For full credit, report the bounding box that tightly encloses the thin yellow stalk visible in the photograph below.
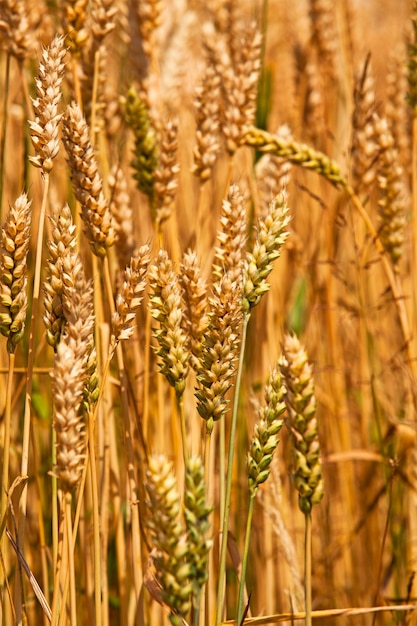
[216,313,249,625]
[411,115,417,354]
[203,426,212,626]
[109,408,128,626]
[51,503,66,626]
[177,393,189,466]
[0,53,10,221]
[0,352,15,614]
[102,255,143,605]
[16,173,50,621]
[237,492,255,624]
[30,423,51,625]
[345,184,416,378]
[65,493,77,626]
[304,513,312,626]
[88,410,102,626]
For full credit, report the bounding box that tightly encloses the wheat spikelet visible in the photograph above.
[184,456,212,602]
[309,0,337,81]
[52,333,87,491]
[43,204,79,349]
[153,118,180,227]
[247,363,286,495]
[195,272,242,433]
[351,57,380,191]
[386,46,410,168]
[255,125,293,213]
[124,86,158,205]
[61,0,89,53]
[149,249,190,397]
[52,264,95,487]
[111,244,151,347]
[244,126,345,186]
[280,334,324,514]
[243,192,290,314]
[62,102,115,257]
[191,63,221,181]
[137,0,162,57]
[0,0,36,60]
[0,193,31,353]
[179,250,208,373]
[212,183,247,285]
[374,117,406,267]
[303,62,326,145]
[29,34,66,174]
[91,0,117,43]
[408,1,417,112]
[108,165,137,269]
[145,455,193,626]
[221,21,262,154]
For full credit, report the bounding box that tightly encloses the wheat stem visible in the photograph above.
[18,172,49,603]
[216,312,249,625]
[88,410,102,626]
[0,53,10,221]
[237,491,255,625]
[304,512,312,626]
[0,351,15,612]
[65,493,77,626]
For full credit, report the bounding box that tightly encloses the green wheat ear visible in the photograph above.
[280,333,324,514]
[123,86,158,204]
[247,362,286,495]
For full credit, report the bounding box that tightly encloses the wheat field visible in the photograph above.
[0,1,416,625]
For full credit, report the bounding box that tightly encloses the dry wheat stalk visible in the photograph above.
[149,249,190,397]
[29,34,66,174]
[179,250,208,373]
[280,334,324,514]
[111,244,151,347]
[62,102,115,257]
[0,192,31,353]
